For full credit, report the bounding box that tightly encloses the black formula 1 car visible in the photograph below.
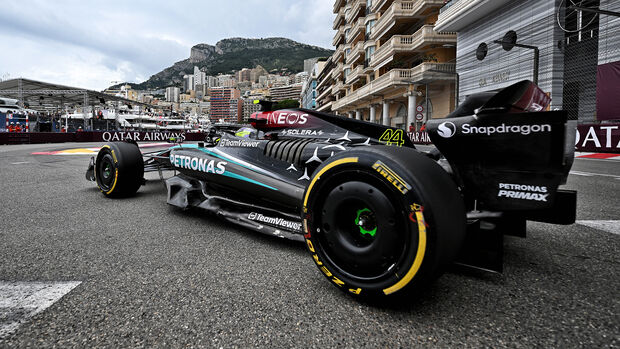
[86,80,577,299]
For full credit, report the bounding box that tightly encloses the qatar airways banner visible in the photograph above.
[575,124,620,153]
[407,131,431,145]
[73,131,206,142]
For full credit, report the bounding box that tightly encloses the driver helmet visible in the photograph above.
[235,127,256,138]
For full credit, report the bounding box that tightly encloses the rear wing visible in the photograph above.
[426,81,575,216]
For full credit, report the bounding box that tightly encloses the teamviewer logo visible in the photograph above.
[437,122,456,138]
[248,212,257,220]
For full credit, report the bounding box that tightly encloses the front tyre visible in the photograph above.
[95,142,144,198]
[302,146,465,299]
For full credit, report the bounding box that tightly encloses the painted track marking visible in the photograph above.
[32,143,171,156]
[570,170,620,180]
[0,281,81,338]
[576,220,620,236]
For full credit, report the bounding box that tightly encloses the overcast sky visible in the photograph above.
[0,0,335,90]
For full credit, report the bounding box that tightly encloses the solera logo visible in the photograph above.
[437,122,456,138]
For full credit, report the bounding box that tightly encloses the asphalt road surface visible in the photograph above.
[0,142,618,348]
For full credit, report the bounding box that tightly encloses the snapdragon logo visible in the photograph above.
[462,123,552,136]
[437,122,457,138]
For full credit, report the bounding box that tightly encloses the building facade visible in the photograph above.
[319,0,458,129]
[217,74,237,88]
[436,0,620,122]
[183,74,194,92]
[165,87,180,103]
[316,57,336,112]
[193,66,206,91]
[301,60,327,109]
[242,98,262,122]
[237,68,252,82]
[269,83,304,102]
[209,87,242,123]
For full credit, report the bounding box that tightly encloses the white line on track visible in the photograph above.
[0,281,81,338]
[570,170,620,180]
[10,162,29,165]
[576,220,620,236]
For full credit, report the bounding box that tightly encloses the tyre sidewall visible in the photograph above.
[95,142,143,197]
[303,146,464,298]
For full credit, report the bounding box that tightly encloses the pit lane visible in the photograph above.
[0,142,618,347]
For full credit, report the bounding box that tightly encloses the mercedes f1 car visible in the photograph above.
[86,80,577,299]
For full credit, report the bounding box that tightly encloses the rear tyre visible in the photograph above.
[95,142,144,198]
[302,146,466,299]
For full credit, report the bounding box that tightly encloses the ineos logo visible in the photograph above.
[437,122,456,138]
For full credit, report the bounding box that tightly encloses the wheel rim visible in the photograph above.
[97,154,115,191]
[316,179,411,281]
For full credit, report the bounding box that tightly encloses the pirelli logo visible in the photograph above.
[372,160,411,194]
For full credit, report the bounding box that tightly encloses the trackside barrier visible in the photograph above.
[1,113,30,133]
[1,126,619,153]
[575,123,620,153]
[407,131,432,145]
[0,131,207,145]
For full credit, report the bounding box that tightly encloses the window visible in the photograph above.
[365,46,375,67]
[345,29,351,42]
[365,20,375,36]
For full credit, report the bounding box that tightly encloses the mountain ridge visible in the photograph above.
[116,37,333,90]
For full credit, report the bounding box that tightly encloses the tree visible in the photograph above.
[274,99,300,110]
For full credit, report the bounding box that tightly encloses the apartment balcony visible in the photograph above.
[317,100,333,112]
[346,0,366,23]
[333,7,345,30]
[435,0,512,32]
[345,65,364,85]
[348,17,366,44]
[363,58,373,73]
[333,0,345,13]
[347,41,364,65]
[316,70,333,92]
[331,80,345,95]
[371,0,446,41]
[331,62,344,80]
[333,26,345,47]
[332,62,456,110]
[370,25,456,69]
[333,44,344,63]
[370,0,391,14]
[317,85,332,102]
[364,12,378,24]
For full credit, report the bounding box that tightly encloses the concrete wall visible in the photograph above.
[455,0,564,110]
[598,0,620,65]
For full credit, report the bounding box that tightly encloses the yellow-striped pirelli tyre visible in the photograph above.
[95,142,144,198]
[302,146,466,299]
